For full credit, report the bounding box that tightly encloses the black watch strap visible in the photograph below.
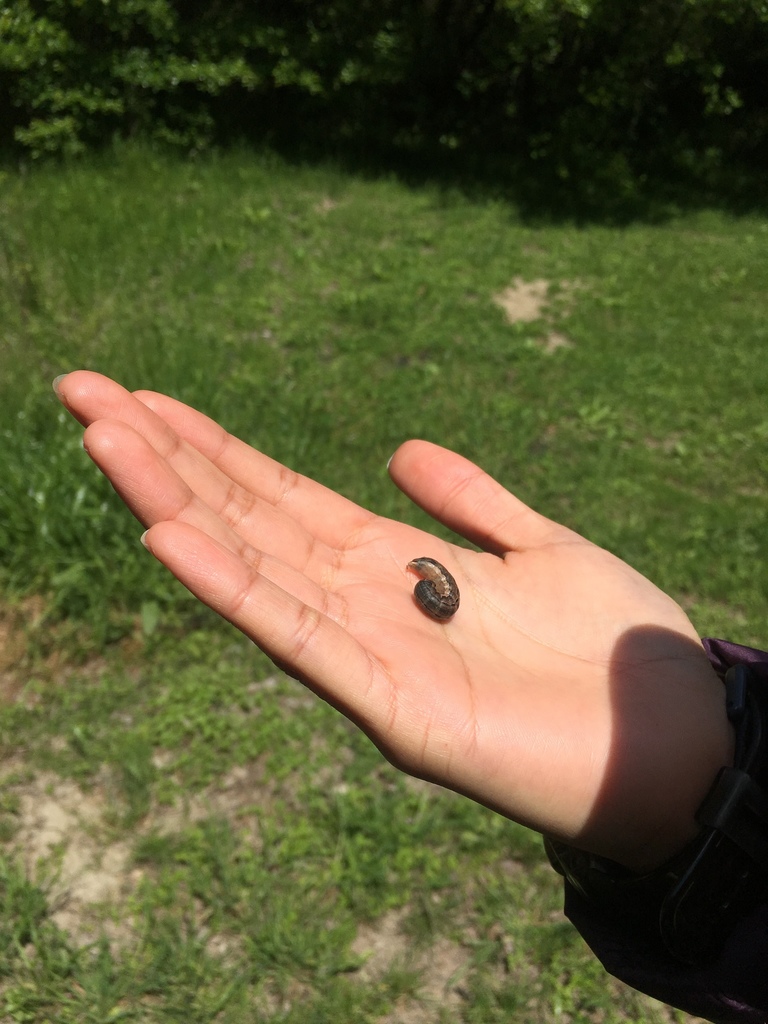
[546,663,768,965]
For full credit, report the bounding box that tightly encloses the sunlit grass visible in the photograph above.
[0,143,766,1020]
[2,145,766,642]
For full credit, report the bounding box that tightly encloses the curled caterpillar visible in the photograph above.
[407,557,460,621]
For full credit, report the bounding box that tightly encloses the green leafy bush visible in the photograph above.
[1,0,261,153]
[1,2,766,192]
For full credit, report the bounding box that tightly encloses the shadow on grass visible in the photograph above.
[3,86,766,226]
[212,92,768,227]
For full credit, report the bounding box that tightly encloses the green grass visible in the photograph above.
[2,142,768,640]
[0,633,686,1023]
[0,142,767,1020]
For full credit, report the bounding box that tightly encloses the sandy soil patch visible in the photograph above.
[492,277,583,352]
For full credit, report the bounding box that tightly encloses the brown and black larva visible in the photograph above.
[407,558,460,621]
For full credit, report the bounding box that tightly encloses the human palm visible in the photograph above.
[57,371,731,872]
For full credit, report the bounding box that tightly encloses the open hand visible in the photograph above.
[56,371,732,872]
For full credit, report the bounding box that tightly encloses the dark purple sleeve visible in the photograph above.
[560,639,768,1024]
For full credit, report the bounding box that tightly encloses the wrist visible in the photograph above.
[548,651,768,964]
[596,653,735,874]
[619,698,735,874]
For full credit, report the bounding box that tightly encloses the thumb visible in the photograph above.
[388,440,569,555]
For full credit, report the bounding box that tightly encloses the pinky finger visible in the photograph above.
[141,521,383,722]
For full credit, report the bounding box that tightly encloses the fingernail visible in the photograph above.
[52,373,67,396]
[386,452,395,471]
[140,530,150,550]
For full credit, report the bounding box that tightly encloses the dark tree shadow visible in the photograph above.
[213,90,768,227]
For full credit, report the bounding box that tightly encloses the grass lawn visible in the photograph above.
[0,143,766,1021]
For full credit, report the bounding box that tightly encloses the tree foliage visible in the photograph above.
[1,0,767,181]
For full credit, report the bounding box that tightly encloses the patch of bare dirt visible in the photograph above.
[540,330,573,353]
[13,773,133,943]
[7,754,281,948]
[493,277,550,323]
[351,908,411,984]
[492,277,583,353]
[352,908,470,1023]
